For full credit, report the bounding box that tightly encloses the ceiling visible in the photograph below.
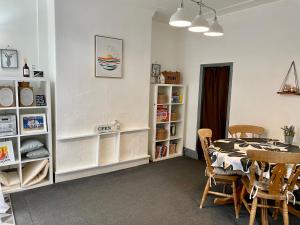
[122,0,280,22]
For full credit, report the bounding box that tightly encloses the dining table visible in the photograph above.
[208,137,300,217]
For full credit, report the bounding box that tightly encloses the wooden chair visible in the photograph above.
[198,129,240,219]
[228,125,265,138]
[240,150,300,225]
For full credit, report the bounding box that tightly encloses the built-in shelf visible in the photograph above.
[55,155,149,175]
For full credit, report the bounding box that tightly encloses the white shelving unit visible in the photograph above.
[0,77,53,194]
[149,84,186,162]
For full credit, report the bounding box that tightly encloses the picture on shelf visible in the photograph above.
[0,49,18,69]
[35,95,47,106]
[20,114,47,134]
[95,35,123,78]
[0,141,15,166]
[151,64,161,77]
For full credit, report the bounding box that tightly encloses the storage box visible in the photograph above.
[171,112,179,121]
[0,115,17,136]
[156,128,168,140]
[157,94,168,104]
[162,71,181,84]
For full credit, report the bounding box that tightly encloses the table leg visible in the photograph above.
[214,183,242,206]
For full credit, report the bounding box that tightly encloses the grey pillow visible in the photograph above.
[20,139,44,154]
[26,147,49,159]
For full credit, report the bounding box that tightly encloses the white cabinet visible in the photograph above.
[149,84,186,161]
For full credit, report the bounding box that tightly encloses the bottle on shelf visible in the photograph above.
[23,58,30,77]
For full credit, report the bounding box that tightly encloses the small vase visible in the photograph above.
[284,135,294,145]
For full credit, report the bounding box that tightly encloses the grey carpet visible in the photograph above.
[11,157,300,225]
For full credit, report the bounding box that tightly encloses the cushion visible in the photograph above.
[0,171,20,186]
[25,162,49,187]
[20,139,44,154]
[26,147,49,159]
[22,159,48,185]
[214,167,244,176]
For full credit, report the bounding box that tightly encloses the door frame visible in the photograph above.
[196,62,233,149]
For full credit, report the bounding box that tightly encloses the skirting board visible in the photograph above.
[183,147,198,160]
[55,157,149,183]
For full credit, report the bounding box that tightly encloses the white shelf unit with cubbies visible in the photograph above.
[149,84,186,162]
[0,77,52,194]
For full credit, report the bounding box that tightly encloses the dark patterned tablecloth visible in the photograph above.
[209,138,300,174]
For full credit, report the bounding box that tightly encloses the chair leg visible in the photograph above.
[239,185,246,214]
[223,184,226,193]
[249,197,258,225]
[272,200,280,220]
[282,200,289,225]
[200,178,210,209]
[232,181,239,219]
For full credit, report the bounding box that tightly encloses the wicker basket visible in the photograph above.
[169,143,177,155]
[162,71,181,84]
[157,94,168,104]
[156,128,168,140]
[171,112,179,121]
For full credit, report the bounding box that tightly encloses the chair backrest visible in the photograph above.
[198,129,213,167]
[228,125,265,138]
[247,150,300,196]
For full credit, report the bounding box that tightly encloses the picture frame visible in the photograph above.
[0,141,15,166]
[35,95,47,106]
[20,114,47,134]
[1,49,18,69]
[151,64,161,77]
[95,35,123,78]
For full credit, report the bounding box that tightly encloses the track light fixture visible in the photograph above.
[169,0,224,37]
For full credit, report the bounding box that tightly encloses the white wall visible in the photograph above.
[0,0,49,77]
[175,0,300,151]
[54,0,154,172]
[151,21,179,72]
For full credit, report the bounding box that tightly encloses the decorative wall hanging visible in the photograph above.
[278,61,300,95]
[0,49,18,69]
[95,35,123,78]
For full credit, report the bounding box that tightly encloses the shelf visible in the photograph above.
[2,184,21,194]
[0,134,18,139]
[154,84,184,87]
[170,120,182,123]
[0,77,48,82]
[277,92,300,95]
[19,132,48,137]
[55,155,149,175]
[22,179,51,189]
[171,103,184,105]
[0,107,17,111]
[19,106,48,109]
[153,153,182,162]
[155,139,169,142]
[156,121,170,124]
[21,156,50,164]
[0,160,20,167]
[170,136,183,140]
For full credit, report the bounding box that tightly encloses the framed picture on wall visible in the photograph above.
[151,64,161,77]
[20,114,47,134]
[1,49,18,69]
[95,35,123,78]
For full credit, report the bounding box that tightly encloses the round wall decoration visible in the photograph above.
[0,87,14,107]
[20,87,34,107]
